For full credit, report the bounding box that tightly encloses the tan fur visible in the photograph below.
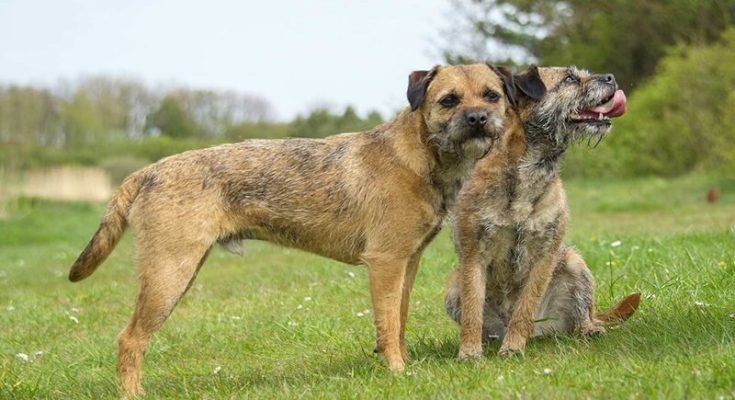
[447,66,639,359]
[68,63,514,398]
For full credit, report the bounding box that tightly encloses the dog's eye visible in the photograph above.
[564,74,579,84]
[439,94,459,108]
[484,90,500,102]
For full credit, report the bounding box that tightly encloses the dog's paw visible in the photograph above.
[458,345,483,361]
[580,323,606,337]
[498,345,524,358]
[386,359,406,373]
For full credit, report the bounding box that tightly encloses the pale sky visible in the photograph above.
[0,0,452,120]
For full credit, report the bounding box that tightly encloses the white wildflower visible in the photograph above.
[610,240,622,248]
[356,312,365,317]
[15,353,29,362]
[296,304,303,310]
[304,297,312,302]
[213,366,222,375]
[347,271,356,279]
[542,368,553,375]
[694,301,710,308]
[69,315,79,324]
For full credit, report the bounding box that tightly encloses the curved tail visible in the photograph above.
[595,292,641,326]
[68,170,149,282]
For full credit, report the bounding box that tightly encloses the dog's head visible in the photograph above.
[512,66,627,146]
[406,63,514,160]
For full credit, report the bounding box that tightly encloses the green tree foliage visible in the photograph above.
[444,0,735,91]
[563,28,735,178]
[289,106,384,138]
[145,95,200,138]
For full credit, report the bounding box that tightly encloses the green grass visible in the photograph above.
[1,174,734,399]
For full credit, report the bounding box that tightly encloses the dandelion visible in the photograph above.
[15,353,29,362]
[610,240,622,248]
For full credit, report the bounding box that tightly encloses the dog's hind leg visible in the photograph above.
[531,247,603,338]
[117,232,213,398]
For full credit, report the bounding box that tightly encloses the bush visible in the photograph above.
[563,28,735,178]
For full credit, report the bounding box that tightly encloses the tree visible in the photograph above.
[442,0,735,91]
[145,95,200,138]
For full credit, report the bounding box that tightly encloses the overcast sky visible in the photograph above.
[0,0,452,120]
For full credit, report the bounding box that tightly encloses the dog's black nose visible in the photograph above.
[598,74,616,86]
[465,110,488,127]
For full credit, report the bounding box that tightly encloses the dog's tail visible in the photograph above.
[68,169,149,282]
[595,292,641,326]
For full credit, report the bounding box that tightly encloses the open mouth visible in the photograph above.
[568,90,627,125]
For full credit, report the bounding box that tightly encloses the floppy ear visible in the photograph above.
[489,64,517,107]
[407,66,439,111]
[514,65,546,101]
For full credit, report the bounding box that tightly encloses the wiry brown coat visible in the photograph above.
[68,63,515,397]
[445,66,640,359]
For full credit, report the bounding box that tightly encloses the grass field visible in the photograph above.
[1,173,734,399]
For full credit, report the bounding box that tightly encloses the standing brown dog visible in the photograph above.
[445,66,639,360]
[68,64,515,397]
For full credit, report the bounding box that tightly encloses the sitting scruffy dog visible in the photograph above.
[68,64,517,397]
[444,66,640,359]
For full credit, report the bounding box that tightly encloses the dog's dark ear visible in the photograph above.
[514,65,546,101]
[489,64,517,107]
[407,66,439,111]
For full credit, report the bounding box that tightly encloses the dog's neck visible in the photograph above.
[494,111,565,206]
[505,105,569,176]
[385,109,484,213]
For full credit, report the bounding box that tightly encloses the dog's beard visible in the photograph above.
[432,117,500,161]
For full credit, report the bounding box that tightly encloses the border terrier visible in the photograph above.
[68,64,515,397]
[444,66,640,359]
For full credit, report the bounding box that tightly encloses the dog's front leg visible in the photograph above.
[458,256,487,360]
[499,249,561,357]
[367,258,408,372]
[399,255,421,362]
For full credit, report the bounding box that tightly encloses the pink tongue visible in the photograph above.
[588,89,627,118]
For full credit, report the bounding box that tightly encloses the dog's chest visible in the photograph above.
[478,169,563,293]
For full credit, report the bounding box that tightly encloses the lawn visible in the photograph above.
[1,173,734,399]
